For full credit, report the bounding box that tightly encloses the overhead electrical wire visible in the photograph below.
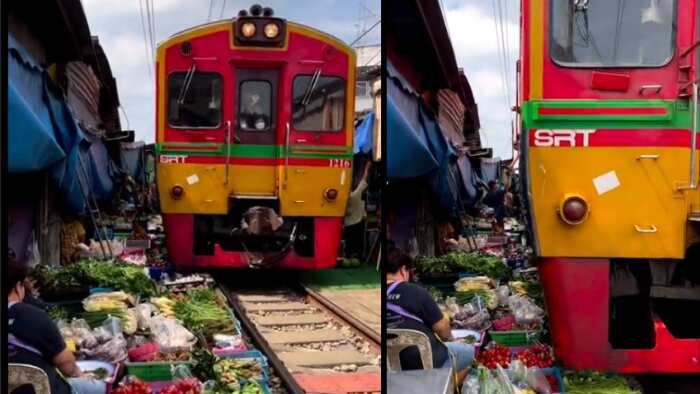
[149,0,157,63]
[350,19,381,47]
[138,0,152,78]
[207,0,214,22]
[219,0,228,20]
[491,0,510,111]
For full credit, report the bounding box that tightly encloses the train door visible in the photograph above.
[230,68,279,197]
[280,68,351,216]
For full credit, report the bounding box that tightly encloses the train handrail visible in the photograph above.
[284,122,290,188]
[225,120,231,185]
[690,83,698,189]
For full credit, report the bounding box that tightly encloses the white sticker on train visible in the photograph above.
[593,171,620,195]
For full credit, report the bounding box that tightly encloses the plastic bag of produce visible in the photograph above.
[123,308,138,335]
[149,315,197,352]
[461,309,491,331]
[79,332,128,363]
[70,319,98,349]
[508,295,544,325]
[462,375,480,394]
[496,285,510,306]
[171,364,195,380]
[134,303,157,330]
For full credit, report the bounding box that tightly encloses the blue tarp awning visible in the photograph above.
[387,62,444,178]
[354,113,374,154]
[8,34,118,214]
[8,35,68,173]
[387,61,466,216]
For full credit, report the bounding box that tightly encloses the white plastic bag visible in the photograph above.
[148,315,197,352]
[134,303,157,331]
[508,295,544,325]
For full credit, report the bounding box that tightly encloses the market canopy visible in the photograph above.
[8,34,119,213]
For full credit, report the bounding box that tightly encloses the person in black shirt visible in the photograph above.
[8,260,104,394]
[483,181,507,234]
[386,251,475,384]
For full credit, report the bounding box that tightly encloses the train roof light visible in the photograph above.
[264,22,279,39]
[263,7,274,17]
[241,22,256,38]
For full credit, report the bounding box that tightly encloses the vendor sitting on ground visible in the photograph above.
[386,251,475,383]
[8,260,103,394]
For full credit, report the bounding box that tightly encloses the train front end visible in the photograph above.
[156,6,355,269]
[520,0,700,373]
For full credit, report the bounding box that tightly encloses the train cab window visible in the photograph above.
[238,80,272,131]
[292,75,345,131]
[168,72,222,128]
[550,0,676,68]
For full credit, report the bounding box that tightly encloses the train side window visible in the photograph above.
[238,80,272,131]
[550,0,677,68]
[292,75,345,131]
[168,72,222,128]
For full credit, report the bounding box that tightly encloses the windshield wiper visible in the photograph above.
[177,63,197,105]
[301,68,322,106]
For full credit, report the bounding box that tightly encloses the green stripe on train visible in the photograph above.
[155,143,353,159]
[522,99,695,129]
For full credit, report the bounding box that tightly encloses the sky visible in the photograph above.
[83,0,381,143]
[444,0,519,160]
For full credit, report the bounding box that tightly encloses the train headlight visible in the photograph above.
[264,22,279,38]
[324,188,338,201]
[558,194,589,225]
[171,185,185,200]
[241,22,256,38]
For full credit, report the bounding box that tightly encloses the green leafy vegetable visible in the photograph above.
[416,252,511,281]
[564,370,640,394]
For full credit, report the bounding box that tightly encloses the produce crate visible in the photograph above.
[220,350,270,384]
[123,361,193,382]
[540,367,565,393]
[489,330,541,347]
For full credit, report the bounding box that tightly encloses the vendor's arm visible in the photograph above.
[53,348,81,378]
[432,318,454,342]
[14,304,82,377]
[414,285,454,342]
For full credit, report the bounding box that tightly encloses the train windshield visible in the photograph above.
[168,72,222,128]
[550,0,676,68]
[238,80,272,131]
[292,75,345,131]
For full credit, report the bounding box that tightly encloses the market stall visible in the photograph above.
[31,253,273,394]
[412,249,643,394]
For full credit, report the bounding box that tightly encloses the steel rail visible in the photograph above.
[220,283,305,394]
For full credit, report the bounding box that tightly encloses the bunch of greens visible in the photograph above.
[174,289,236,338]
[416,252,511,281]
[31,259,156,297]
[78,259,156,296]
[191,347,218,382]
[454,289,493,305]
[564,371,640,394]
[47,306,71,321]
[31,264,90,299]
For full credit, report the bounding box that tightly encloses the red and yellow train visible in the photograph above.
[156,5,355,269]
[519,0,700,373]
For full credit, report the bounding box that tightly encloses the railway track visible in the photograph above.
[222,283,381,394]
